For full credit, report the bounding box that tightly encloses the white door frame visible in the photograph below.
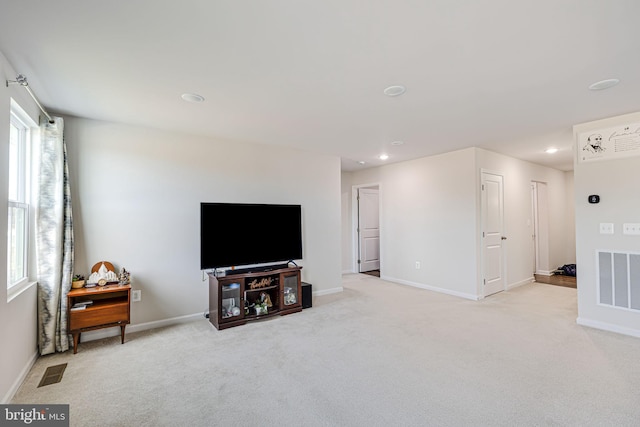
[531,182,540,275]
[351,183,381,274]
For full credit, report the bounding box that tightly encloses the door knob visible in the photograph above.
[501,236,507,240]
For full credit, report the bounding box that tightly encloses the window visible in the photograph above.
[7,100,35,292]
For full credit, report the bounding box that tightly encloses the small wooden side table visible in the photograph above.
[67,284,131,354]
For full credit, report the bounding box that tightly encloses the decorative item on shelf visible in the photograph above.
[71,274,86,289]
[248,277,274,289]
[87,261,119,286]
[118,267,131,285]
[284,287,297,305]
[254,301,268,315]
[222,297,241,317]
[260,292,273,308]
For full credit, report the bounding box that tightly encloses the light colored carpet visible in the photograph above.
[11,274,640,426]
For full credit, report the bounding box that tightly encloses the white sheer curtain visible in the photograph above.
[36,117,74,355]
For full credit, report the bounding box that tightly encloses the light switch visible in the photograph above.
[600,223,614,234]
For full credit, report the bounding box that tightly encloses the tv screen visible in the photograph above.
[200,203,303,270]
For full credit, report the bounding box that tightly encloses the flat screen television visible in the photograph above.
[200,202,303,270]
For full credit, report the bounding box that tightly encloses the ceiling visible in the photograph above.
[1,1,639,172]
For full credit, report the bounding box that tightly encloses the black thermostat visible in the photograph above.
[588,195,600,204]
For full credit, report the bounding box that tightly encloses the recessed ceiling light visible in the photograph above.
[379,154,389,160]
[545,147,558,154]
[181,93,205,103]
[357,161,366,165]
[588,79,620,91]
[391,140,404,146]
[383,85,406,97]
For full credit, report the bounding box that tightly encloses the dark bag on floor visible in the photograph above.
[560,264,576,277]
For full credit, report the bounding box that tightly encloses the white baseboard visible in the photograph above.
[79,285,348,343]
[2,350,38,404]
[535,270,554,276]
[128,312,204,333]
[507,277,535,290]
[77,288,349,342]
[314,287,343,296]
[576,317,640,338]
[79,287,346,343]
[78,312,205,343]
[380,275,480,301]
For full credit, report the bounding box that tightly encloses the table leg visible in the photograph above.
[72,332,80,354]
[120,325,126,344]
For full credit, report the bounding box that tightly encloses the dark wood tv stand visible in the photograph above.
[208,266,302,330]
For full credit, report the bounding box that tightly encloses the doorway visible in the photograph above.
[353,185,380,274]
[531,181,551,276]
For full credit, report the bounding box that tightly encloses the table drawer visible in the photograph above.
[70,301,129,330]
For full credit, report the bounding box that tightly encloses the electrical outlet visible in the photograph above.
[132,290,141,302]
[415,261,421,269]
[623,223,640,235]
[599,223,614,234]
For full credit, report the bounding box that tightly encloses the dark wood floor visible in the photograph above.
[361,270,380,277]
[534,274,577,288]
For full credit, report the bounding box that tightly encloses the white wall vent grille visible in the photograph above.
[598,251,640,311]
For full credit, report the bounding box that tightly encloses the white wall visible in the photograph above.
[63,117,342,326]
[0,51,39,403]
[344,147,574,300]
[476,148,573,288]
[574,111,640,337]
[341,171,353,273]
[565,171,576,263]
[350,148,479,299]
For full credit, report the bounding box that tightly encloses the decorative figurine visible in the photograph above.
[284,287,296,305]
[87,263,118,285]
[118,267,131,285]
[260,292,273,308]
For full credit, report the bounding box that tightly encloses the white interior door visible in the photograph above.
[358,188,380,272]
[532,182,550,275]
[482,172,506,297]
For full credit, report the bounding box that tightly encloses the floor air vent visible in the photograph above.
[598,251,640,311]
[38,363,67,387]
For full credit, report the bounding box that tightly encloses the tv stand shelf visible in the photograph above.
[208,266,302,330]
